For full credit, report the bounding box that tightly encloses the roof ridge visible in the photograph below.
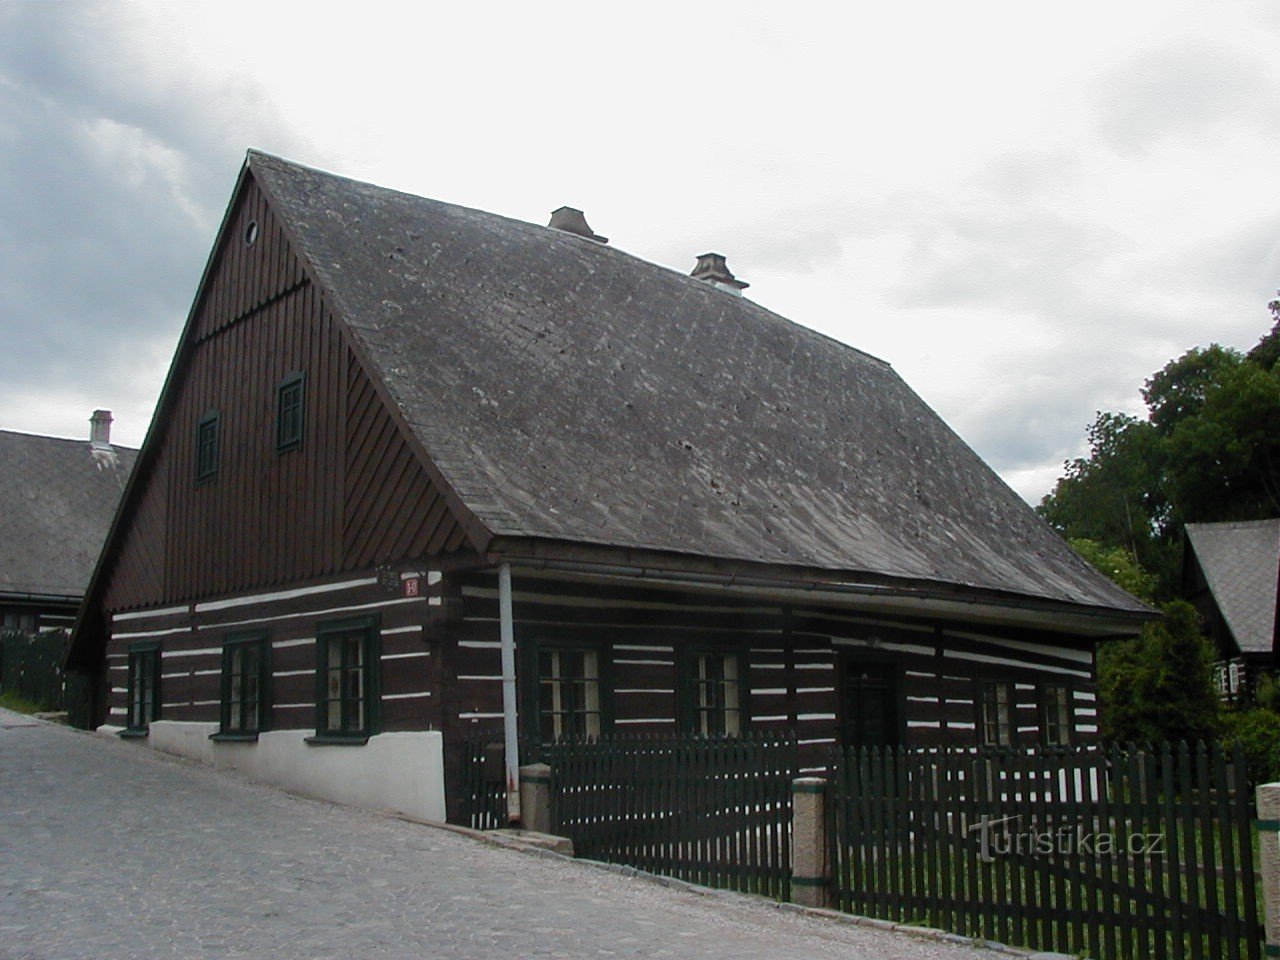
[0,427,139,451]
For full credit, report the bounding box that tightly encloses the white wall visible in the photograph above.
[99,722,447,822]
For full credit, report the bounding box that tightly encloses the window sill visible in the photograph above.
[305,734,370,746]
[210,732,260,743]
[118,728,149,739]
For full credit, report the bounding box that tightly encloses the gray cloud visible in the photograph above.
[1094,42,1278,153]
[0,3,312,440]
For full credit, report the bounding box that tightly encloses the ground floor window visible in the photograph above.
[1039,682,1072,746]
[314,617,380,740]
[218,633,270,736]
[682,650,742,736]
[978,679,1014,747]
[126,641,160,732]
[539,647,601,741]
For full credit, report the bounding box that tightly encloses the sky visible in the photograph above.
[2,1,1279,505]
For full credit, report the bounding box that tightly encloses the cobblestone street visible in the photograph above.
[0,710,999,960]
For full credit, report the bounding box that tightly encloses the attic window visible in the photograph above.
[196,411,220,484]
[276,373,305,451]
[244,220,259,247]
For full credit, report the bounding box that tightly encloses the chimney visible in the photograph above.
[690,253,748,295]
[89,409,113,448]
[548,206,608,244]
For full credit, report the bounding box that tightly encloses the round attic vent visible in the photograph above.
[244,220,259,246]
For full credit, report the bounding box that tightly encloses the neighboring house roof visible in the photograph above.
[0,430,137,600]
[1185,519,1280,655]
[246,152,1146,616]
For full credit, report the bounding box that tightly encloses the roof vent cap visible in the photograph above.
[548,206,608,244]
[691,253,748,295]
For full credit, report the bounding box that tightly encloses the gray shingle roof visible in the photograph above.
[0,430,137,599]
[1186,519,1280,654]
[250,152,1148,616]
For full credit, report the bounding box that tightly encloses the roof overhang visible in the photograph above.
[486,537,1157,640]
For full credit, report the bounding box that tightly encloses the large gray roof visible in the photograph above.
[0,430,137,599]
[1186,519,1280,654]
[250,152,1147,616]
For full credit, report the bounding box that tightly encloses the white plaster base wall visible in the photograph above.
[98,721,447,822]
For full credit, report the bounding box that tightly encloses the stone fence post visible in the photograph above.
[1257,783,1280,952]
[519,763,553,835]
[791,777,831,908]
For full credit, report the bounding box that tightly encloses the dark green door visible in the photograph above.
[839,659,899,748]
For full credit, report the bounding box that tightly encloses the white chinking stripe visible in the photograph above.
[114,604,190,622]
[615,718,674,725]
[833,638,935,657]
[113,626,196,640]
[941,648,1089,677]
[383,692,431,700]
[616,688,674,695]
[382,651,431,661]
[202,596,424,632]
[460,583,781,618]
[943,631,1094,665]
[194,577,379,613]
[161,647,221,659]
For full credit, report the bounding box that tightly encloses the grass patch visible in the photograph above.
[0,689,47,714]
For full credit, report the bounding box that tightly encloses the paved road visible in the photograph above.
[0,710,1001,960]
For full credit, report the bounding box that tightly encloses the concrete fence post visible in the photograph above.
[1257,782,1280,952]
[791,776,830,908]
[519,763,553,835]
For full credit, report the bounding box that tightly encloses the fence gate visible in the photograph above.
[828,742,1264,960]
[546,733,797,900]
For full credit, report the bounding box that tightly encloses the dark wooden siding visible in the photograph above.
[440,569,1100,812]
[103,574,443,733]
[195,177,306,342]
[101,172,468,612]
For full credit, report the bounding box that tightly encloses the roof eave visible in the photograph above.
[485,536,1156,639]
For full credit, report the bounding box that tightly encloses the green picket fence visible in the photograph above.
[546,733,797,899]
[828,742,1264,960]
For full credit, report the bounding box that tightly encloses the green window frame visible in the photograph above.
[214,633,271,739]
[195,411,220,484]
[276,373,305,451]
[538,646,604,742]
[679,648,745,736]
[977,679,1014,747]
[125,641,160,734]
[1038,682,1072,747]
[311,617,380,743]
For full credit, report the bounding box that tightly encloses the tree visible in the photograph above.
[1039,303,1280,597]
[1097,601,1219,745]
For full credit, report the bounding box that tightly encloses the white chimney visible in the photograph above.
[690,253,749,296]
[89,409,113,448]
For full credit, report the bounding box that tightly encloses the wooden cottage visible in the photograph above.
[68,152,1151,823]
[1,414,135,634]
[1183,519,1280,700]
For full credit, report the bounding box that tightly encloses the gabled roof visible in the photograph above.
[0,429,137,600]
[247,152,1147,618]
[1185,519,1280,654]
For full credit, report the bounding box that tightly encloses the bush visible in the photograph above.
[1218,707,1280,784]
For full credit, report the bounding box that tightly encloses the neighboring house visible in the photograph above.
[1183,519,1280,700]
[1,413,136,633]
[68,152,1152,824]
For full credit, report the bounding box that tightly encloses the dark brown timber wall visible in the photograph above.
[103,574,444,733]
[439,568,1099,820]
[101,174,466,612]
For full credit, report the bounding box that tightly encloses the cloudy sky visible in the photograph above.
[2,1,1279,504]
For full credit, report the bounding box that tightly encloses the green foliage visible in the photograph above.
[1039,304,1280,597]
[1218,707,1280,785]
[1098,601,1219,745]
[1254,672,1280,713]
[0,689,45,714]
[1067,538,1157,602]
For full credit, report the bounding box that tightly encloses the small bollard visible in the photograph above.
[791,776,831,908]
[519,763,553,835]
